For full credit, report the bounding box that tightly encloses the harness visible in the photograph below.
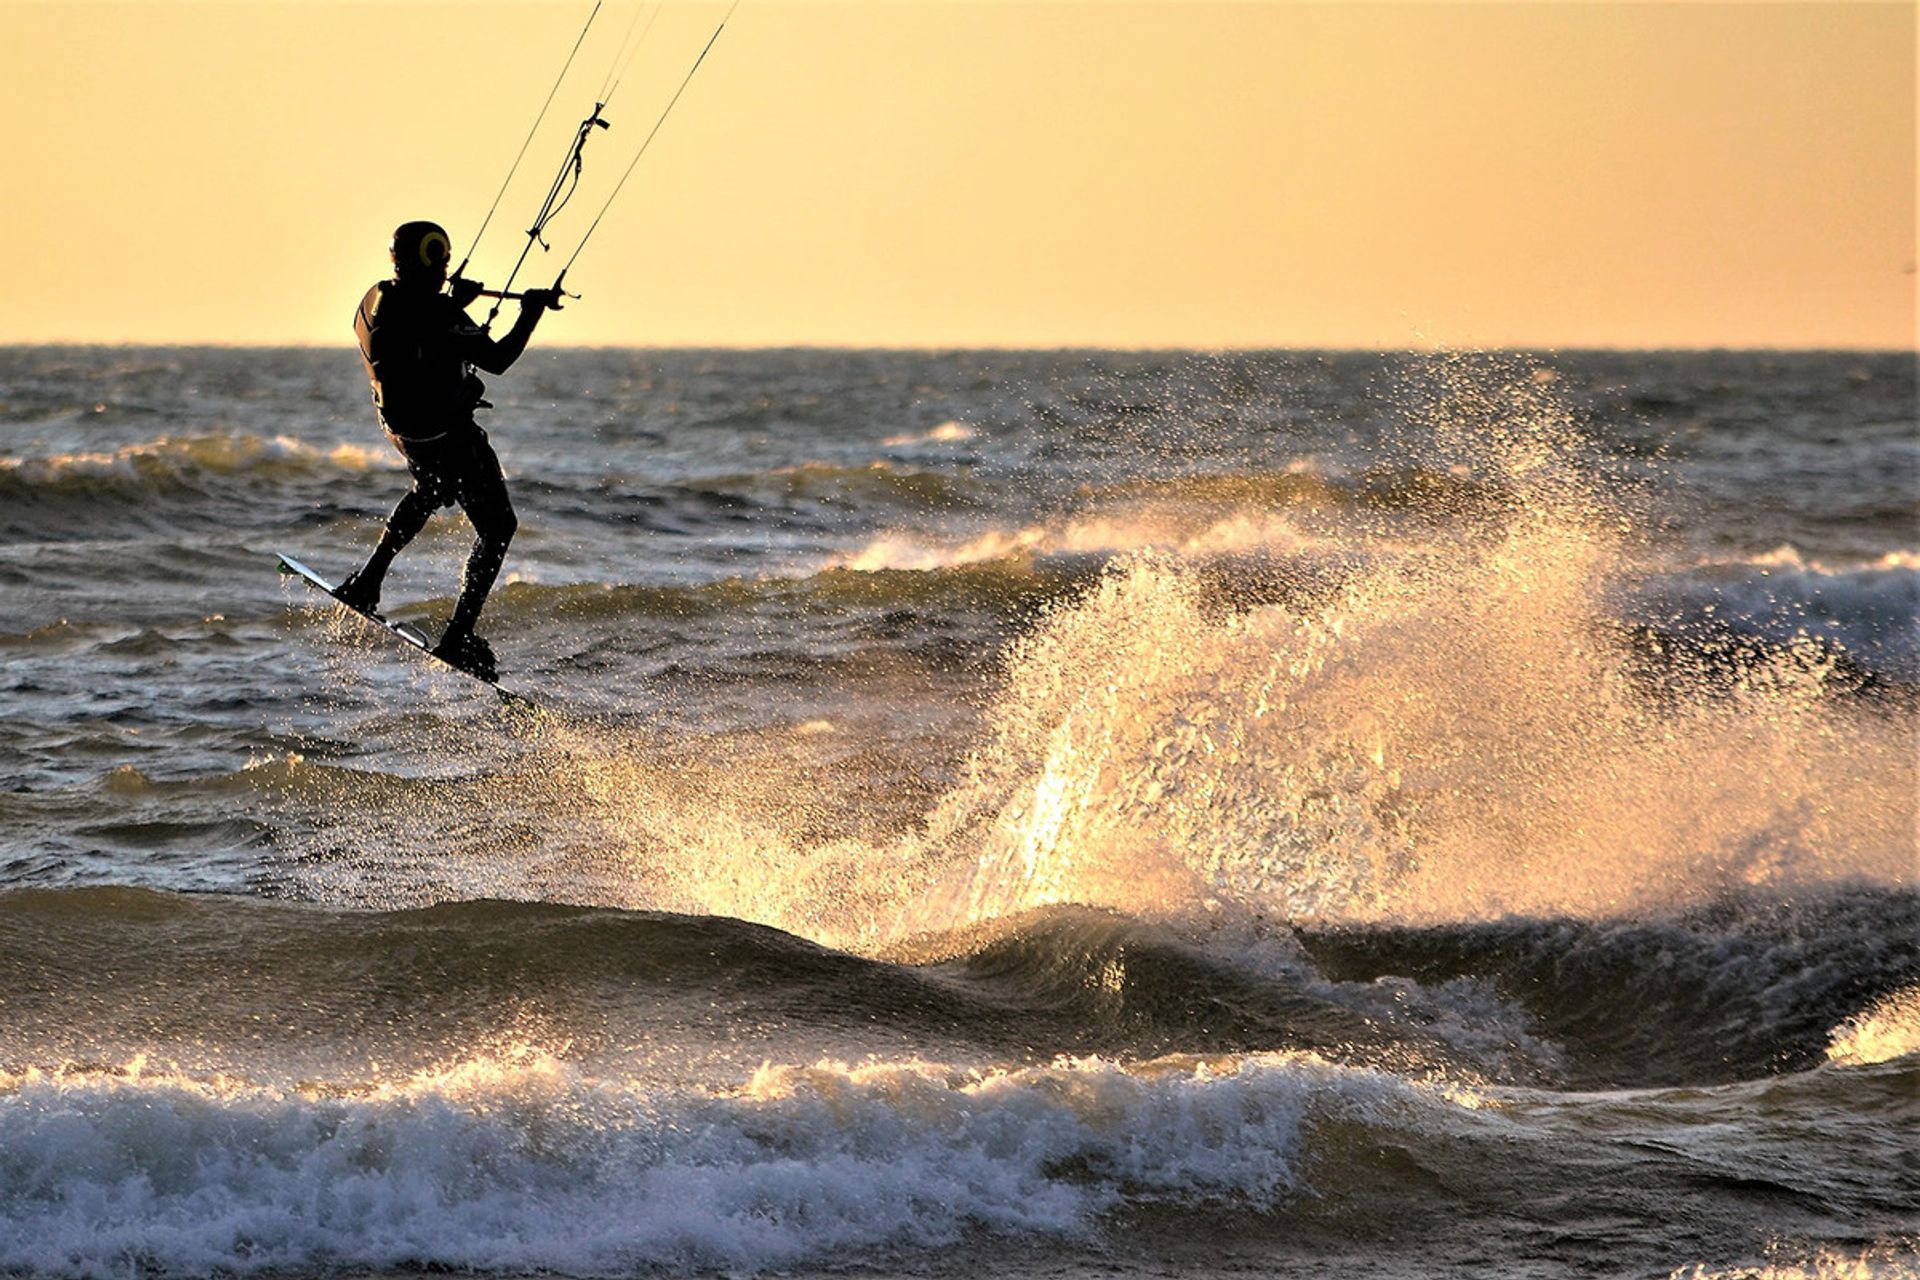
[353,282,484,443]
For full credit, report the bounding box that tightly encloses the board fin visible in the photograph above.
[277,552,534,708]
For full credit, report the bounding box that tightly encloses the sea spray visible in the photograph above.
[1828,985,1920,1067]
[273,353,1915,944]
[896,354,1913,933]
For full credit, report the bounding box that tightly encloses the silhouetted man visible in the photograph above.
[338,220,560,678]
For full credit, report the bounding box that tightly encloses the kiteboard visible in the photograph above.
[276,552,532,707]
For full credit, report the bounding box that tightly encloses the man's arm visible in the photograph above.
[459,290,560,375]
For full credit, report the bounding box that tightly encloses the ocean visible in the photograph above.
[0,345,1914,1278]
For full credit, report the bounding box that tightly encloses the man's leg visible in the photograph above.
[434,433,516,672]
[338,486,438,611]
[445,491,517,640]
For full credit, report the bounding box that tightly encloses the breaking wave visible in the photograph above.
[3,885,1911,1089]
[0,433,394,487]
[827,509,1335,572]
[1827,985,1920,1068]
[0,883,1913,1277]
[0,1047,1448,1278]
[675,460,980,512]
[0,433,399,541]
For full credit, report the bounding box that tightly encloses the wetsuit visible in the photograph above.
[349,280,539,643]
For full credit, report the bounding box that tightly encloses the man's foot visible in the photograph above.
[333,570,382,614]
[430,628,497,681]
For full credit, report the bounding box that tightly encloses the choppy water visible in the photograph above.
[0,345,1915,1278]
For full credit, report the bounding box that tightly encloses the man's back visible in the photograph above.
[354,280,480,441]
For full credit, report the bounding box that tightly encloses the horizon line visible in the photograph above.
[4,339,1915,356]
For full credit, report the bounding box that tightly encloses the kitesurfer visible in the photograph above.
[337,220,561,679]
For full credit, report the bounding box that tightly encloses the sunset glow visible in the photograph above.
[1,2,1912,347]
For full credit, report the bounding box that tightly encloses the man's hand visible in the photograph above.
[449,276,485,308]
[519,287,564,313]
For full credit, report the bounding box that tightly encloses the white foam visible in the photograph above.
[829,510,1326,572]
[0,1049,1460,1277]
[0,434,397,480]
[1670,1242,1920,1279]
[1827,986,1920,1067]
[1686,544,1920,575]
[881,421,976,447]
[1638,550,1920,678]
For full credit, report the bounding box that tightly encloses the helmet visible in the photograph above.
[390,220,453,279]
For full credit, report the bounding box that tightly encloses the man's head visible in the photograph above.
[390,221,453,287]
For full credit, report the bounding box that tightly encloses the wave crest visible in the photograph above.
[0,1047,1438,1276]
[1827,986,1920,1067]
[1,433,393,487]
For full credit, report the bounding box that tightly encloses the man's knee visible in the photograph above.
[389,489,438,537]
[472,499,516,547]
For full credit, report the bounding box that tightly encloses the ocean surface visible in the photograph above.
[0,345,1914,1278]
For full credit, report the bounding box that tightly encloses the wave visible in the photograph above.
[0,619,262,662]
[882,420,977,447]
[1689,545,1920,575]
[1827,985,1920,1067]
[1079,464,1512,516]
[1288,886,1920,1086]
[822,465,1503,573]
[0,617,122,652]
[0,889,1412,1074]
[1,887,1911,1089]
[674,460,981,512]
[463,557,1341,637]
[516,462,984,540]
[95,755,391,801]
[1,883,1913,1278]
[1674,1245,1920,1280]
[1634,551,1920,683]
[0,557,1069,656]
[826,510,1342,573]
[0,439,971,547]
[419,563,1085,632]
[3,1049,1914,1280]
[0,1044,1457,1278]
[0,433,394,487]
[0,433,398,541]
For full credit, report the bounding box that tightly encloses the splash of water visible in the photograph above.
[885,354,1913,933]
[291,354,1915,947]
[1827,986,1920,1067]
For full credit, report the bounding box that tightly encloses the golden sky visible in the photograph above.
[1,2,1912,348]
